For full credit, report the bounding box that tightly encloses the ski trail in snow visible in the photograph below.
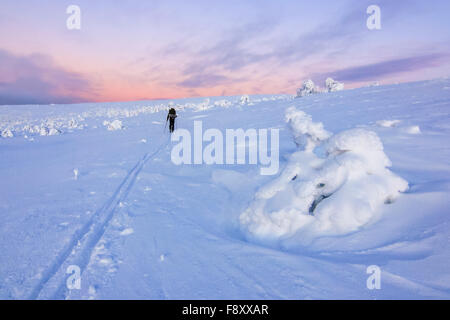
[28,135,170,300]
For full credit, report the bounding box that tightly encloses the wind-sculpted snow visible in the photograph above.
[285,106,331,151]
[240,108,409,248]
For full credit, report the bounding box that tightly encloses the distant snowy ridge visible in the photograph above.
[0,94,289,139]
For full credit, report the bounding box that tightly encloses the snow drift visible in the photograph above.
[240,107,409,248]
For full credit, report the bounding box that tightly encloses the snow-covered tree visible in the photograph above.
[296,79,319,97]
[325,78,344,92]
[240,95,250,105]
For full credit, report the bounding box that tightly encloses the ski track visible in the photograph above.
[27,135,169,300]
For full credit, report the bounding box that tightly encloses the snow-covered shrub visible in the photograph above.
[104,120,124,131]
[1,129,13,138]
[49,128,61,136]
[194,99,211,112]
[285,106,331,151]
[67,119,79,129]
[214,100,232,108]
[296,79,319,97]
[325,78,344,92]
[296,78,344,97]
[240,111,408,248]
[39,126,61,136]
[240,95,250,105]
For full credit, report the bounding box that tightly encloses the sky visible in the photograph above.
[0,0,449,105]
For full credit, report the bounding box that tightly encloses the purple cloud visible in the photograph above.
[178,73,230,88]
[0,49,93,105]
[175,0,413,88]
[313,53,448,82]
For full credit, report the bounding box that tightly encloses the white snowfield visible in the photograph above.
[0,80,450,299]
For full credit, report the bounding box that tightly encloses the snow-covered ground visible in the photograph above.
[1,79,449,299]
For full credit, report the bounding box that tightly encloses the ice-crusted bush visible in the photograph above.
[296,79,319,97]
[285,106,331,151]
[39,126,61,136]
[296,78,344,97]
[1,129,13,138]
[193,99,212,112]
[67,119,79,129]
[104,119,124,131]
[240,95,250,105]
[325,78,344,92]
[240,108,408,248]
[214,99,232,108]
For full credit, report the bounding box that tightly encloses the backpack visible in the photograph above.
[168,108,177,119]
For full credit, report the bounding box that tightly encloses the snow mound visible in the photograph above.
[325,78,344,92]
[240,108,408,248]
[120,228,134,236]
[104,120,124,131]
[377,119,401,128]
[401,125,421,134]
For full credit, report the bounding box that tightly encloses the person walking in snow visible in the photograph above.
[166,107,177,133]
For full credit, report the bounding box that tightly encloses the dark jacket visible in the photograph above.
[167,108,177,121]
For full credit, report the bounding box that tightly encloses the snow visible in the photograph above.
[0,80,450,299]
